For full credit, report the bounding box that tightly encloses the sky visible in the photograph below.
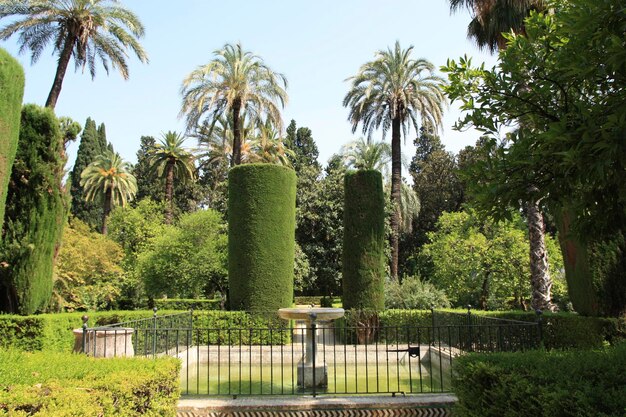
[0,0,497,171]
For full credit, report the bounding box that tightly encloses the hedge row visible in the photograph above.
[0,350,180,416]
[453,343,626,417]
[0,310,178,352]
[153,298,221,311]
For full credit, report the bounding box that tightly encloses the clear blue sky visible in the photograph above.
[1,0,496,170]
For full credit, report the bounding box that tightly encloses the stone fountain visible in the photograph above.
[278,307,344,388]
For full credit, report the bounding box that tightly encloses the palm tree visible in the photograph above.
[247,119,294,167]
[343,41,446,281]
[194,113,256,169]
[341,137,391,172]
[80,149,136,234]
[449,0,554,312]
[0,0,148,109]
[180,42,288,167]
[148,131,196,224]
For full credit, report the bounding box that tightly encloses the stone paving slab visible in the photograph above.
[178,394,457,417]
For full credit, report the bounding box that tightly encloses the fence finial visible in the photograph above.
[81,315,89,329]
[153,307,158,317]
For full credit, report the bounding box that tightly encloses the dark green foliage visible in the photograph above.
[0,350,179,416]
[0,48,24,226]
[284,119,321,173]
[342,170,385,311]
[153,298,222,311]
[228,164,296,312]
[69,118,107,228]
[191,310,290,345]
[452,344,626,417]
[0,105,67,315]
[0,310,177,352]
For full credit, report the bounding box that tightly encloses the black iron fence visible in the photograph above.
[78,308,541,397]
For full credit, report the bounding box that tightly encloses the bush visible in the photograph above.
[453,344,626,417]
[0,48,24,227]
[0,350,180,416]
[191,310,290,345]
[228,164,296,312]
[153,298,222,311]
[342,170,386,311]
[0,310,178,352]
[385,275,450,309]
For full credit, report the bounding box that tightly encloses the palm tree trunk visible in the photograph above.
[390,116,402,281]
[165,160,175,224]
[527,198,555,311]
[231,99,242,166]
[102,187,112,235]
[45,34,76,109]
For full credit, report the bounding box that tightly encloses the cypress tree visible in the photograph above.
[0,105,67,314]
[342,170,385,311]
[70,118,107,228]
[0,49,24,227]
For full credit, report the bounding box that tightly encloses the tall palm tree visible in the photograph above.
[180,42,288,167]
[0,0,148,109]
[148,131,196,224]
[344,41,446,281]
[449,0,554,312]
[80,149,136,234]
[194,113,256,169]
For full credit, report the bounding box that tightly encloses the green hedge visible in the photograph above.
[153,298,221,311]
[453,343,626,417]
[342,170,385,311]
[0,310,179,352]
[0,48,24,227]
[191,310,290,345]
[336,309,624,349]
[228,164,296,312]
[0,350,180,416]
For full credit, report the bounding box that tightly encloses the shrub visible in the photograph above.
[153,298,222,311]
[0,350,180,416]
[385,275,450,309]
[228,164,296,312]
[139,209,227,299]
[342,170,385,311]
[453,344,626,417]
[0,105,67,315]
[0,48,24,227]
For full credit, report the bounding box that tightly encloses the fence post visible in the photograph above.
[152,307,158,358]
[430,305,435,346]
[467,305,473,352]
[81,315,89,354]
[310,311,317,398]
[535,309,543,348]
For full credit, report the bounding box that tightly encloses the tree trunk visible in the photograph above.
[165,160,174,224]
[527,198,556,311]
[45,34,75,109]
[390,116,402,281]
[102,187,112,235]
[231,99,242,166]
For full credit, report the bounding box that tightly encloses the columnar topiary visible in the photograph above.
[0,105,67,314]
[342,170,385,311]
[228,164,296,312]
[0,48,25,226]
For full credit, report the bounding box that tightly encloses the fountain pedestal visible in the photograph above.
[278,307,344,389]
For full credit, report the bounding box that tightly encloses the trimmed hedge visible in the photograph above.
[0,350,180,416]
[191,310,290,345]
[0,48,24,227]
[342,170,385,311]
[453,343,626,417]
[0,310,179,352]
[228,164,296,312]
[153,298,222,311]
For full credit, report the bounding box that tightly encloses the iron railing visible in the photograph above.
[79,308,541,397]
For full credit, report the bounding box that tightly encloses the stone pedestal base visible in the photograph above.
[73,328,134,357]
[297,362,327,388]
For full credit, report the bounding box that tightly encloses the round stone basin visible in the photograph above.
[278,307,345,322]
